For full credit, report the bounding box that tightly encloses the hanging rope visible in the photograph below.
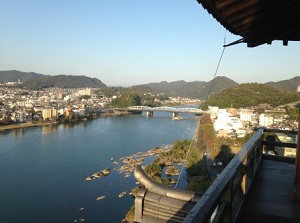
[175,130,196,188]
[207,31,227,99]
[175,31,228,188]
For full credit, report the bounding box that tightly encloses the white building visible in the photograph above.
[240,109,253,122]
[77,88,94,96]
[229,117,243,130]
[213,109,243,138]
[11,111,27,123]
[213,109,229,131]
[208,106,219,118]
[236,129,246,138]
[214,119,227,131]
[42,108,58,120]
[217,109,228,121]
[17,101,33,108]
[259,114,274,127]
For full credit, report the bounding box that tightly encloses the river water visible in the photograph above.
[0,107,198,223]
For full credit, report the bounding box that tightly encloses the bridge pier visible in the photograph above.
[172,112,178,118]
[146,111,153,117]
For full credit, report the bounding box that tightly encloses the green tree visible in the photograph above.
[201,83,300,109]
[79,95,91,100]
[140,94,162,107]
[285,106,299,120]
[110,92,141,108]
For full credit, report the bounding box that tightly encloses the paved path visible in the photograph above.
[193,117,218,181]
[203,151,219,181]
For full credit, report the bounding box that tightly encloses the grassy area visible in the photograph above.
[124,206,135,222]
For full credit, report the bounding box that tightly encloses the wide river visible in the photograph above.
[0,106,198,223]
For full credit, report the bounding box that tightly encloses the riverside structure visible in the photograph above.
[116,106,203,118]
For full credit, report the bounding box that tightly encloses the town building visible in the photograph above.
[42,108,58,120]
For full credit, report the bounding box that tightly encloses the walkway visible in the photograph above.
[238,158,300,223]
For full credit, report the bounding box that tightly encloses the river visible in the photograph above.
[0,107,198,223]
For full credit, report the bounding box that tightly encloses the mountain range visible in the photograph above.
[0,70,299,100]
[132,76,239,99]
[265,76,300,92]
[0,70,107,89]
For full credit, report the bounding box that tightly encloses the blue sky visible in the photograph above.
[1,0,299,86]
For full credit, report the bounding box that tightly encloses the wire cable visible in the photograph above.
[174,131,196,188]
[175,31,228,188]
[207,31,227,100]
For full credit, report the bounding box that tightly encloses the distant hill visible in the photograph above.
[23,75,107,90]
[142,80,207,98]
[1,70,300,99]
[0,70,107,89]
[133,76,238,99]
[198,76,239,99]
[131,85,156,94]
[265,76,300,92]
[0,70,46,82]
[201,83,300,109]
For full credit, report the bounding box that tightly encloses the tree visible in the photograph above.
[110,92,141,108]
[79,95,91,100]
[285,106,299,120]
[201,83,300,109]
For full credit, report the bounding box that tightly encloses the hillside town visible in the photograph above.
[208,105,298,138]
[0,86,200,125]
[0,86,298,139]
[1,85,298,131]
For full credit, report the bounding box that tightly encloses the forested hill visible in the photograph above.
[265,76,300,91]
[0,70,46,82]
[23,75,107,89]
[201,83,300,109]
[134,76,239,99]
[0,70,107,89]
[1,70,300,99]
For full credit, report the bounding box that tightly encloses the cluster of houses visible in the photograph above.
[208,105,298,157]
[0,87,111,123]
[0,87,201,124]
[1,85,297,157]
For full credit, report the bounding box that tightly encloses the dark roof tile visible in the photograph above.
[197,0,300,47]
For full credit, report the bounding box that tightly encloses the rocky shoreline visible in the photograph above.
[1,110,201,222]
[123,116,202,222]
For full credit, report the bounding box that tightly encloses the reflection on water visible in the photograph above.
[1,121,93,138]
[10,127,27,138]
[42,125,58,135]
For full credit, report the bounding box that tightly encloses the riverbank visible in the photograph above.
[0,122,57,132]
[123,116,204,222]
[0,110,138,133]
[0,104,197,133]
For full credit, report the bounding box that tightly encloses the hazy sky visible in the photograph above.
[1,0,299,86]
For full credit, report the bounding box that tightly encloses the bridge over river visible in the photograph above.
[116,106,203,118]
